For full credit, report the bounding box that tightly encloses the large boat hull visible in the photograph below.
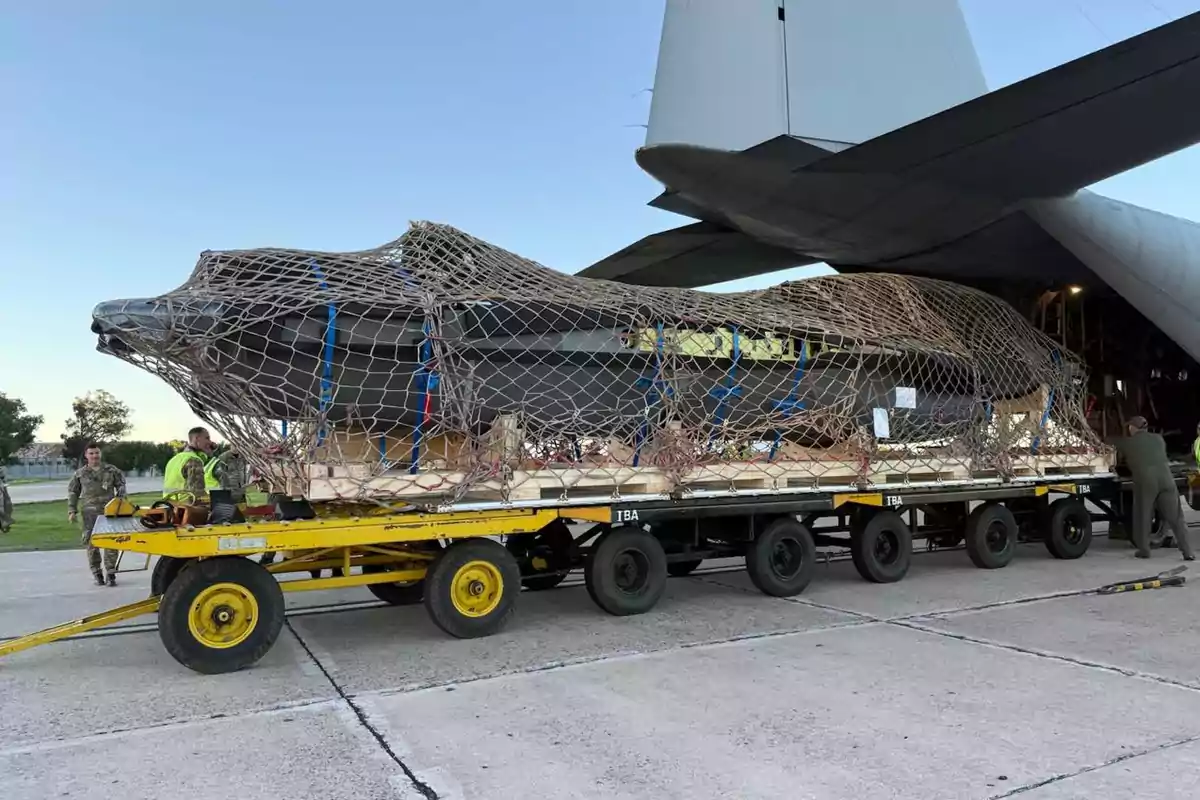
[89,222,1094,459]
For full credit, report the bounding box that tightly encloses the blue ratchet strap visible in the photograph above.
[632,323,670,467]
[708,326,744,448]
[309,260,337,446]
[409,318,440,473]
[769,342,808,461]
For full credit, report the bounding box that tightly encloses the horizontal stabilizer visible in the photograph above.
[578,222,812,288]
[820,10,1200,199]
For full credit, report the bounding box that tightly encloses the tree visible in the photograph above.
[0,393,42,464]
[105,441,177,473]
[61,390,132,464]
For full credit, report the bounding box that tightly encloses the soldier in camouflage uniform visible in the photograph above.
[67,443,127,586]
[209,447,249,503]
[0,466,12,534]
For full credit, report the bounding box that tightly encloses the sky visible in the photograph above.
[3,0,1199,442]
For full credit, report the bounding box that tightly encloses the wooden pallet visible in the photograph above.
[293,451,1114,503]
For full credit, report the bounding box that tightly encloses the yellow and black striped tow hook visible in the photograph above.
[1096,565,1188,595]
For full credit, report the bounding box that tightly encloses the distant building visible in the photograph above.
[9,442,72,480]
[16,442,62,461]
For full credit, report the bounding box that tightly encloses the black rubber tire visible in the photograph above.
[506,521,574,591]
[965,503,1018,569]
[584,526,668,616]
[849,510,912,583]
[667,559,703,577]
[150,556,190,597]
[362,564,425,605]
[423,539,521,638]
[158,556,285,674]
[745,517,817,597]
[1044,498,1093,560]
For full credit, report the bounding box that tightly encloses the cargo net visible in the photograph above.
[92,222,1106,506]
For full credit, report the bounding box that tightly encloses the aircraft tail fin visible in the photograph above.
[646,0,987,153]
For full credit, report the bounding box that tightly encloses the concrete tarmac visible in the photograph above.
[3,535,1200,799]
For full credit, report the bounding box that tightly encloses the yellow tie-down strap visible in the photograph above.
[832,492,886,510]
[1040,483,1080,496]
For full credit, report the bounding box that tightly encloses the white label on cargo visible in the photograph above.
[873,408,891,438]
[895,386,917,409]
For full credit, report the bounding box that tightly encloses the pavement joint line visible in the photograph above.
[986,731,1200,797]
[284,618,439,800]
[892,618,1200,694]
[699,574,1200,694]
[692,567,1177,624]
[695,570,1200,794]
[355,616,879,702]
[0,696,339,757]
[889,587,1104,622]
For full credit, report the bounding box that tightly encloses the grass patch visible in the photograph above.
[1,492,163,553]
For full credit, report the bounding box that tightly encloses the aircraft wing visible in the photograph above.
[856,209,1093,284]
[580,221,814,288]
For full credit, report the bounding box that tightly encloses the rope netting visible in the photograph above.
[91,222,1105,505]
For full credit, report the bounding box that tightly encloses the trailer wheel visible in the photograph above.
[667,559,703,577]
[850,510,912,583]
[361,564,425,605]
[159,556,285,674]
[150,556,190,597]
[965,503,1018,569]
[746,517,816,597]
[424,540,521,638]
[1043,498,1093,559]
[585,527,668,616]
[507,520,574,591]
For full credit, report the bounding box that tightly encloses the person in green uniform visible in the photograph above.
[67,443,128,586]
[208,446,249,503]
[1117,416,1195,561]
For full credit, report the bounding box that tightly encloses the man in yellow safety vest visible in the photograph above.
[162,426,218,502]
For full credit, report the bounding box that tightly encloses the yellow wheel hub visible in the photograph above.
[187,582,259,649]
[450,560,503,618]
